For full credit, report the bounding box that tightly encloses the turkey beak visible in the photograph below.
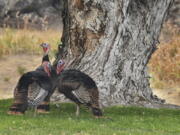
[40,44,47,53]
[40,43,44,48]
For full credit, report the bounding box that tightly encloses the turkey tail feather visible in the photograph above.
[9,87,28,113]
[9,72,35,113]
[9,71,51,113]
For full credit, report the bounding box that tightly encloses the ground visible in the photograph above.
[153,88,180,106]
[0,99,179,135]
[0,54,179,106]
[0,54,41,99]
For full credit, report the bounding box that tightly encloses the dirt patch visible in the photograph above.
[153,88,180,106]
[0,54,41,99]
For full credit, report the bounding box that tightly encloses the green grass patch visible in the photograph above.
[0,99,179,135]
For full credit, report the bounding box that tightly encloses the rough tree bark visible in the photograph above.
[55,0,175,107]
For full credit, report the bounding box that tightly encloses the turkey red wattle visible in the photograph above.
[43,47,48,53]
[56,65,65,74]
[42,61,51,77]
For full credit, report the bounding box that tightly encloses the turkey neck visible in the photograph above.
[42,54,50,63]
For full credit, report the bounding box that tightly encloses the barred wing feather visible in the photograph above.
[72,86,91,104]
[28,82,48,107]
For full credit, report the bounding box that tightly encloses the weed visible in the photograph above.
[3,77,10,82]
[17,66,26,75]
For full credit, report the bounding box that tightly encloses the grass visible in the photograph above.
[0,28,60,58]
[3,77,10,82]
[17,66,27,76]
[0,99,179,135]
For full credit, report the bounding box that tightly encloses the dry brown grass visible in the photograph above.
[0,54,41,99]
[0,28,61,99]
[0,28,61,58]
[149,23,180,89]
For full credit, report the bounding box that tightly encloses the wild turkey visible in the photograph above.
[8,43,53,115]
[30,43,59,113]
[35,43,58,113]
[56,60,103,117]
[28,43,53,113]
[8,69,53,115]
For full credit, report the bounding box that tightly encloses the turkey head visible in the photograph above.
[40,43,50,55]
[56,60,65,74]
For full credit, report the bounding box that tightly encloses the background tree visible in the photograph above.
[55,0,174,107]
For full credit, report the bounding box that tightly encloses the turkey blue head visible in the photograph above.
[40,43,50,55]
[42,61,51,77]
[56,60,65,74]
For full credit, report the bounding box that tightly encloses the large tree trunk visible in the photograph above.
[56,0,173,107]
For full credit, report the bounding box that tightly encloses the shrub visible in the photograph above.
[149,23,180,88]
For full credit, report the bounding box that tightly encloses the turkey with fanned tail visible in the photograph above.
[8,69,53,115]
[8,43,54,115]
[56,60,103,117]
